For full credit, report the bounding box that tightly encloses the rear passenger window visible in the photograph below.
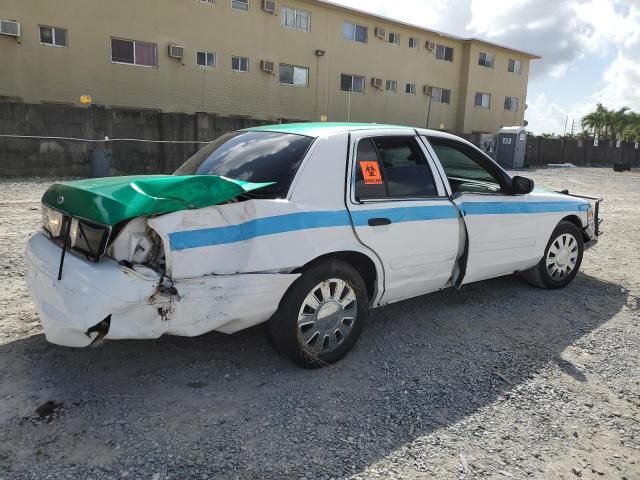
[354,136,437,200]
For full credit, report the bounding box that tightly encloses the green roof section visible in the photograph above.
[245,122,412,137]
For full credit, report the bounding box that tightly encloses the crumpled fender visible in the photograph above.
[147,200,383,283]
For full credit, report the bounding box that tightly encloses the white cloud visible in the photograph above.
[525,94,569,135]
[590,52,640,110]
[549,64,569,78]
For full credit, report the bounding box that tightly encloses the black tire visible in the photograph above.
[521,221,584,289]
[268,259,368,368]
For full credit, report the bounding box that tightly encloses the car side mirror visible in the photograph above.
[511,176,534,195]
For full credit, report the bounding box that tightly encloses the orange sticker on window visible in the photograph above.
[359,161,383,185]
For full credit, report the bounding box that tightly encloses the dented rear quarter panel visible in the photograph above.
[148,134,384,301]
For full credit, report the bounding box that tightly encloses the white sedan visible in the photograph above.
[26,123,601,367]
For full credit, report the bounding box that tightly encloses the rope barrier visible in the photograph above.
[0,134,212,144]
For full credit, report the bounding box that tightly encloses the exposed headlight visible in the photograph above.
[68,217,111,259]
[42,204,64,238]
[587,205,594,224]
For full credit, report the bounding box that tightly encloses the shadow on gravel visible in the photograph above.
[0,272,628,478]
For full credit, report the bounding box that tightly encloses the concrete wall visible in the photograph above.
[0,102,281,176]
[3,101,639,177]
[2,102,639,176]
[0,0,535,134]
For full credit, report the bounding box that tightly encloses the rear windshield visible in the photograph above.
[175,131,314,198]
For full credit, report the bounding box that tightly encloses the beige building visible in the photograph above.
[1,0,539,134]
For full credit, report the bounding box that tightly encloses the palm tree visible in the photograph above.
[575,130,590,140]
[621,112,640,141]
[609,106,631,139]
[582,103,608,137]
[622,123,640,141]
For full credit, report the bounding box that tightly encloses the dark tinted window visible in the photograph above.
[354,139,387,200]
[354,136,437,200]
[175,131,314,199]
[429,139,501,194]
[111,39,134,64]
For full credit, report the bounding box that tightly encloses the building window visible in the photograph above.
[279,64,309,86]
[197,51,216,67]
[478,52,494,68]
[405,83,417,95]
[504,96,519,111]
[385,80,397,93]
[39,26,67,47]
[341,74,365,93]
[343,21,368,43]
[508,59,522,74]
[281,7,310,31]
[111,38,157,67]
[388,32,400,45]
[408,37,419,49]
[231,56,249,72]
[232,0,248,10]
[435,44,454,62]
[432,87,451,104]
[474,92,491,108]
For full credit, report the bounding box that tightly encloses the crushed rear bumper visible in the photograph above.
[26,233,299,347]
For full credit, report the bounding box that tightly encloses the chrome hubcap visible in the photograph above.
[546,233,578,279]
[297,279,357,354]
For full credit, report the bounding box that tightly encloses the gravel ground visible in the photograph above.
[0,168,638,480]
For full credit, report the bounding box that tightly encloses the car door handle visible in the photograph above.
[368,217,392,227]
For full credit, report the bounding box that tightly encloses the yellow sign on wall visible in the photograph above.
[79,95,92,105]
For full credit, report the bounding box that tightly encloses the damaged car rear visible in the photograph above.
[27,129,314,348]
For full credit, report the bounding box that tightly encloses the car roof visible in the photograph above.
[245,122,453,138]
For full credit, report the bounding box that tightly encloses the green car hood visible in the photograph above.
[42,175,273,226]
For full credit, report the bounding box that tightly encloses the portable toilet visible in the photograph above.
[496,127,527,169]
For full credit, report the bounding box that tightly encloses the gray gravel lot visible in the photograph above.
[0,168,638,480]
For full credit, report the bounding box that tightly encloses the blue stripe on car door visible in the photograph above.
[168,201,588,251]
[461,201,588,215]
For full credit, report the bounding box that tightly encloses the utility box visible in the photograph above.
[496,127,527,169]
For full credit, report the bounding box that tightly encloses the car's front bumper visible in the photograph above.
[583,223,599,250]
[26,233,299,347]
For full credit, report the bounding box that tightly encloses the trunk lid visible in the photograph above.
[42,175,272,226]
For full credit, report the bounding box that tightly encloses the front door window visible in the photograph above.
[428,140,503,194]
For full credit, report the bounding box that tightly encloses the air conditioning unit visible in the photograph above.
[261,60,275,73]
[375,27,386,39]
[168,44,184,59]
[426,41,436,50]
[0,20,20,37]
[371,77,383,89]
[423,85,433,95]
[262,0,277,12]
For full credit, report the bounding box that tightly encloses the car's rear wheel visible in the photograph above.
[268,259,368,368]
[521,221,584,289]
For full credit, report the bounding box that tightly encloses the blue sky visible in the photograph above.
[332,0,640,134]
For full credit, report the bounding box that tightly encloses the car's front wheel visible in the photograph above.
[268,259,368,368]
[522,220,584,289]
